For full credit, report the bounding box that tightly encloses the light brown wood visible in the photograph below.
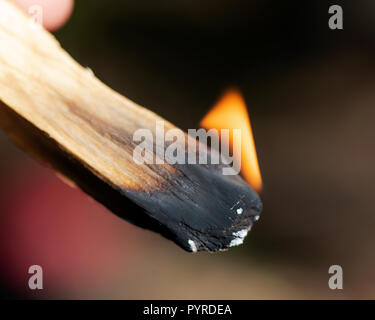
[0,0,179,191]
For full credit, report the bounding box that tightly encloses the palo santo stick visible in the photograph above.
[0,0,262,252]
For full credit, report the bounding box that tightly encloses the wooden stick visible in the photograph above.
[0,0,262,252]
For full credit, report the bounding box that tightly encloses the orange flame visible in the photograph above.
[200,88,262,192]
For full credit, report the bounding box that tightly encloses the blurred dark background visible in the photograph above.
[1,0,375,298]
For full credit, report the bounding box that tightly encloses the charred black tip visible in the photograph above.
[124,162,263,252]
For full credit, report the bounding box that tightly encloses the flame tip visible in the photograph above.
[201,88,262,192]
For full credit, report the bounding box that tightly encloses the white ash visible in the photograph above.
[188,239,197,253]
[229,228,251,247]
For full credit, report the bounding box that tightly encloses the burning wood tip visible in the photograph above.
[0,0,263,253]
[125,163,263,252]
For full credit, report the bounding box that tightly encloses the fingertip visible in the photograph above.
[13,0,74,31]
